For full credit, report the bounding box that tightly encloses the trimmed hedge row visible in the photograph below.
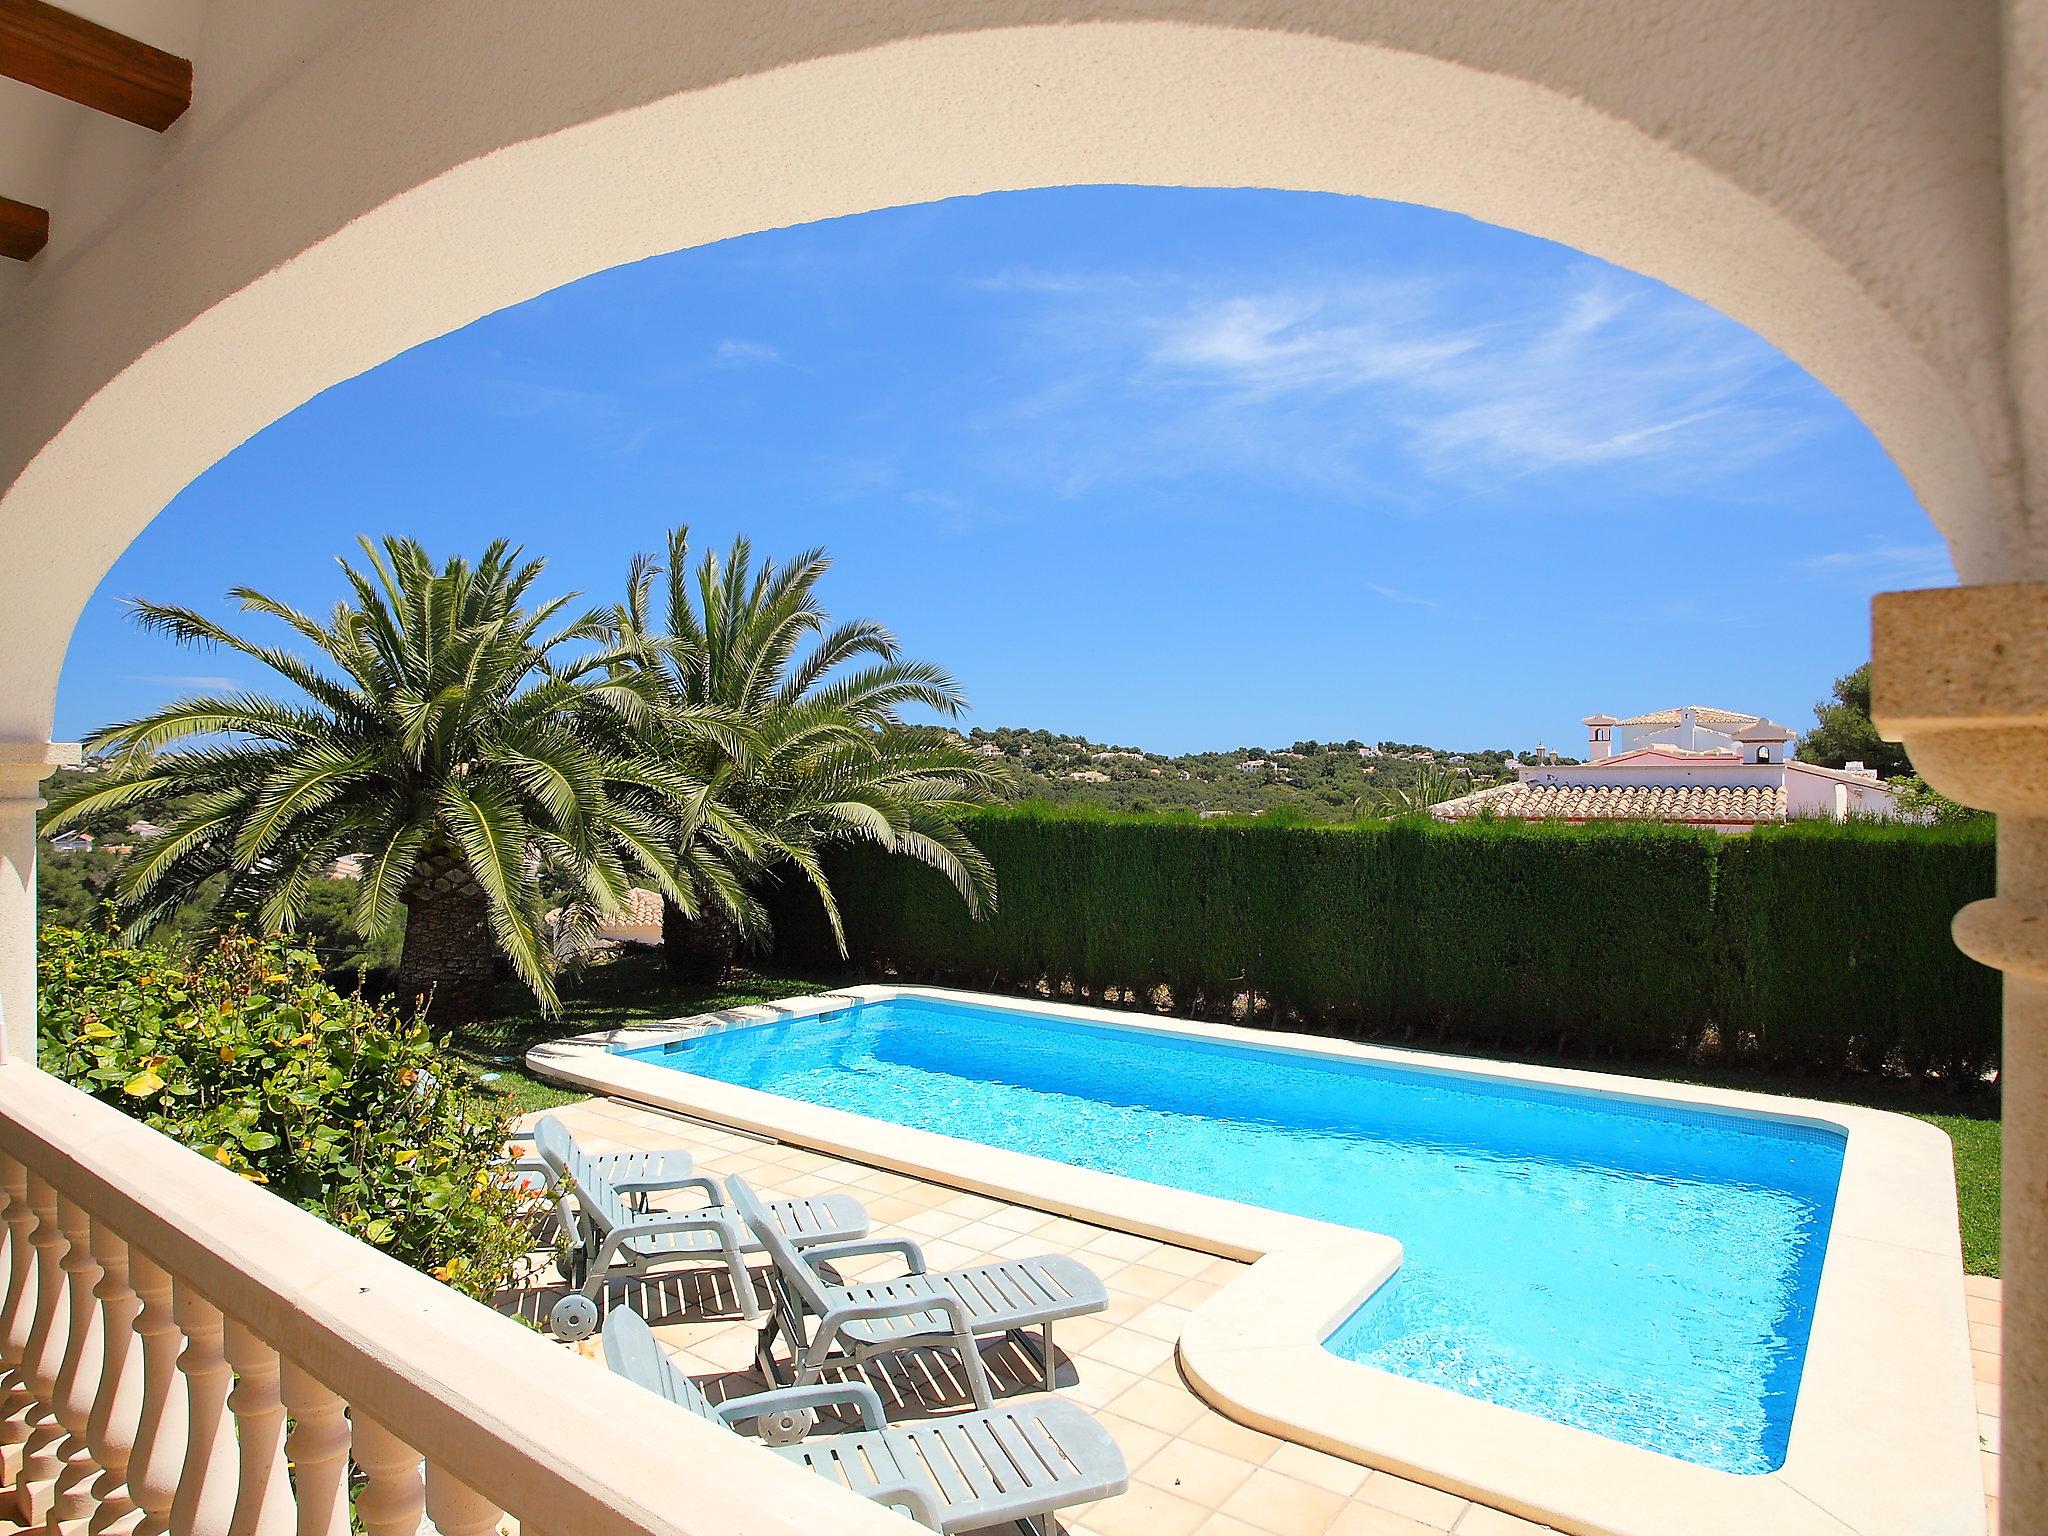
[765,807,1999,1077]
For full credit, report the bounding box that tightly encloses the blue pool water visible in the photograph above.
[627,996,1844,1473]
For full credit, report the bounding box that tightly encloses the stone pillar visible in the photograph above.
[1874,583,2048,1534]
[0,745,81,1065]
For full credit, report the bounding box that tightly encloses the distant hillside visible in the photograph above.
[952,726,1576,821]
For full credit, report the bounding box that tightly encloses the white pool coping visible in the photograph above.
[528,982,1985,1536]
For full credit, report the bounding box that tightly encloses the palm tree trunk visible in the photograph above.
[661,893,738,986]
[395,852,497,1025]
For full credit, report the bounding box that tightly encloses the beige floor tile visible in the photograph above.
[897,1208,971,1238]
[1128,1303,1195,1342]
[1265,1441,1370,1496]
[1356,1474,1469,1529]
[1087,1327,1178,1377]
[1964,1274,2003,1300]
[1149,1245,1218,1278]
[1328,1505,1444,1536]
[1167,1277,1225,1309]
[948,1219,1020,1253]
[1041,1217,1105,1245]
[938,1193,1006,1219]
[994,1233,1061,1262]
[985,1203,1056,1234]
[919,1240,980,1271]
[1967,1294,2003,1327]
[1139,1439,1262,1508]
[1184,1414,1285,1465]
[1973,1322,2004,1356]
[1113,1264,1185,1302]
[1093,1411,1176,1471]
[1086,1231,1164,1263]
[1194,1516,1275,1536]
[1217,1466,1350,1535]
[1981,1414,2002,1455]
[1065,1359,1141,1409]
[862,1193,930,1223]
[1978,1378,2002,1417]
[1109,1377,1210,1436]
[1057,1314,1114,1352]
[1977,1350,2004,1385]
[1985,1451,2000,1497]
[1082,1483,1210,1536]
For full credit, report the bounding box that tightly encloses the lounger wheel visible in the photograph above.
[550,1293,601,1340]
[756,1406,818,1446]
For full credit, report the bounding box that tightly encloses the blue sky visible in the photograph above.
[57,186,1951,755]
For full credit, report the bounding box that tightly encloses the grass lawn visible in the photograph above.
[455,951,2003,1276]
[448,947,844,1117]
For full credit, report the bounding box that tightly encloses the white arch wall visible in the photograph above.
[0,0,2027,750]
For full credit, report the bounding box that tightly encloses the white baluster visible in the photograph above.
[276,1362,347,1536]
[424,1467,501,1536]
[219,1320,291,1536]
[18,1175,71,1525]
[47,1197,105,1535]
[1,1156,38,1491]
[350,1415,424,1536]
[84,1218,142,1534]
[123,1254,184,1536]
[167,1283,234,1536]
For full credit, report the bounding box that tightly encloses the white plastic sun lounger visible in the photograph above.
[603,1308,1127,1535]
[533,1116,870,1338]
[730,1176,1109,1410]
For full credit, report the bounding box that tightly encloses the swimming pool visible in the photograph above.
[623,992,1844,1474]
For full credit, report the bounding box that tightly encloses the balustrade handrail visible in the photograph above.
[0,1060,910,1535]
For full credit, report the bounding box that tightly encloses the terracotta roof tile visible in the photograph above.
[1613,705,1761,728]
[1430,780,1786,824]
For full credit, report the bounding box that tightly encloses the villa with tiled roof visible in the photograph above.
[1433,705,1908,831]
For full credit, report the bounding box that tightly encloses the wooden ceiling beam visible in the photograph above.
[0,194,50,262]
[0,0,191,131]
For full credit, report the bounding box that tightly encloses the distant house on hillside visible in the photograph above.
[1432,705,1906,832]
[47,830,93,854]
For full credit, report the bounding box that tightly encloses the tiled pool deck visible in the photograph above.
[505,1094,2002,1536]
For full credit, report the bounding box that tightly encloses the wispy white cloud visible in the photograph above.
[968,263,1828,500]
[1364,582,1438,609]
[1796,539,1955,586]
[714,337,784,366]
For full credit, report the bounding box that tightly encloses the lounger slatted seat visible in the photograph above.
[730,1175,1108,1409]
[533,1117,870,1337]
[504,1138,701,1212]
[603,1308,1127,1535]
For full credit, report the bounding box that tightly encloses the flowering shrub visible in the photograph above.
[38,927,527,1300]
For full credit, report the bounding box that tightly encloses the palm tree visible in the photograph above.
[47,538,744,1023]
[604,527,1012,982]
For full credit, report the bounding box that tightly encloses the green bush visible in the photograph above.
[38,927,526,1299]
[767,806,1998,1076]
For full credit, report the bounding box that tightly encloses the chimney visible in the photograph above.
[1678,705,1699,749]
[1581,713,1618,762]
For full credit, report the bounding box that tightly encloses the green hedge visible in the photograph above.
[766,806,1998,1076]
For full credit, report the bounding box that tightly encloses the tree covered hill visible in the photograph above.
[953,726,1568,820]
